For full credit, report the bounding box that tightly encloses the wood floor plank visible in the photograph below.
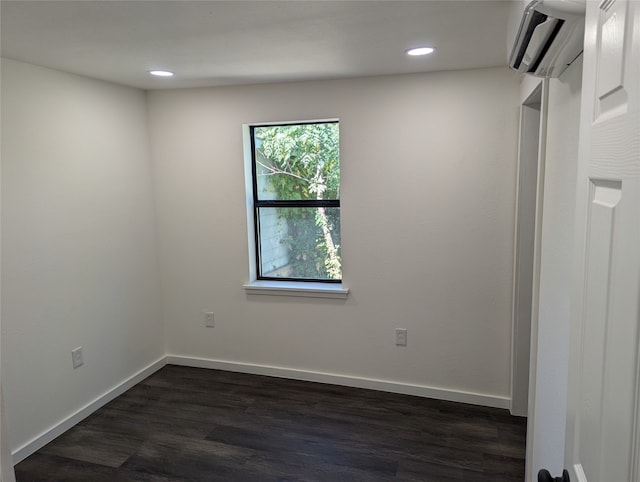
[14,452,118,481]
[15,365,526,481]
[39,425,144,468]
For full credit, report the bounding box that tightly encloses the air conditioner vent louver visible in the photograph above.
[509,0,585,78]
[528,18,564,72]
[511,10,549,70]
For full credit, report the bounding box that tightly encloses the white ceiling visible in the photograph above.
[0,0,513,90]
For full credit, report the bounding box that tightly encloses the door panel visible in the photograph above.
[579,181,620,479]
[595,0,628,116]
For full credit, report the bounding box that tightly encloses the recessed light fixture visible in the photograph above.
[406,47,435,56]
[148,70,174,77]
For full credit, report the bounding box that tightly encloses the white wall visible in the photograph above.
[148,67,520,403]
[528,57,583,479]
[0,59,164,454]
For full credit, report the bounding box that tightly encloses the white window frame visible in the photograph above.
[242,120,349,299]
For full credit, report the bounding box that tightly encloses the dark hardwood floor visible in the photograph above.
[15,365,526,481]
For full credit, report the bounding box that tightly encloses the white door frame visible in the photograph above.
[1,384,17,482]
[510,77,550,481]
[511,81,546,419]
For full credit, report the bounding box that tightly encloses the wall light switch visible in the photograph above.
[71,346,84,369]
[395,328,407,346]
[205,312,215,328]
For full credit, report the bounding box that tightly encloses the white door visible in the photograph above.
[565,1,640,481]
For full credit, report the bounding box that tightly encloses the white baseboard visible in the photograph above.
[12,356,167,464]
[572,464,588,482]
[166,355,510,410]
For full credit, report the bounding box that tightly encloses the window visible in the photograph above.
[249,121,341,283]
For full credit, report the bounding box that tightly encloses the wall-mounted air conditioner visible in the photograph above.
[509,0,585,78]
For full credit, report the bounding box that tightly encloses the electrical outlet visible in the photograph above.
[71,346,84,369]
[205,312,215,328]
[395,328,407,346]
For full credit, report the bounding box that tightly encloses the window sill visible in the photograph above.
[243,280,349,299]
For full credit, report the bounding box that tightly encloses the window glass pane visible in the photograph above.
[258,207,341,281]
[253,122,340,201]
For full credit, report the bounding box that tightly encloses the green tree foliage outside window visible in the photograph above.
[253,122,341,281]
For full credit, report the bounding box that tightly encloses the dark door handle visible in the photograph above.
[538,469,570,482]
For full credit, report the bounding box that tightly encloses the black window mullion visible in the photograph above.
[250,126,262,279]
[255,199,340,209]
[249,126,260,204]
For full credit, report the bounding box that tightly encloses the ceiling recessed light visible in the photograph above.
[148,70,174,77]
[406,47,435,56]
